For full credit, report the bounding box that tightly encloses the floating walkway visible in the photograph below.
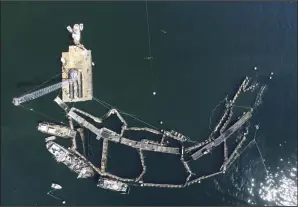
[141,183,184,188]
[181,146,194,185]
[191,111,252,160]
[135,149,146,182]
[220,133,248,171]
[101,139,109,172]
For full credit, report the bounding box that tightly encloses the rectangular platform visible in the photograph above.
[61,45,93,102]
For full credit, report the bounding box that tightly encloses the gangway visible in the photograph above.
[12,79,74,106]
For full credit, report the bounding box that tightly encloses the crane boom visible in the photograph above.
[13,79,72,106]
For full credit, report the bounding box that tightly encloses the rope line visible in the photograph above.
[145,0,156,90]
[19,102,67,126]
[93,96,159,130]
[208,95,228,132]
[21,73,61,96]
[145,0,152,59]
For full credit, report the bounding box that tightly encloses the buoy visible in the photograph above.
[160,121,163,124]
[153,92,156,96]
[254,67,257,70]
[269,76,272,79]
[62,201,66,204]
[270,72,274,75]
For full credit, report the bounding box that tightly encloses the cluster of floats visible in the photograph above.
[13,23,269,194]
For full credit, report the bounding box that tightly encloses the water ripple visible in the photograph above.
[247,159,297,206]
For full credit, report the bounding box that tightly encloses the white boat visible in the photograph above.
[51,183,62,190]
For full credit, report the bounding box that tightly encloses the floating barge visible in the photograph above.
[61,46,93,102]
[61,24,93,103]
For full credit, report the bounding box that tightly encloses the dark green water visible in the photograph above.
[1,1,297,206]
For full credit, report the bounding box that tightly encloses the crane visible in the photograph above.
[12,79,73,106]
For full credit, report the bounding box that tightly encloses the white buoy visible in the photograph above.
[153,92,156,96]
[160,121,163,124]
[270,72,274,75]
[62,201,66,204]
[92,62,95,66]
[255,125,259,130]
[254,66,258,70]
[269,76,272,79]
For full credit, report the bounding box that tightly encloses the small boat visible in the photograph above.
[51,183,62,190]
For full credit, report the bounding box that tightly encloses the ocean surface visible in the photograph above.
[1,1,297,206]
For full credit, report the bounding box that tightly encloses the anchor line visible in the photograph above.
[249,126,269,176]
[145,0,152,59]
[16,78,68,125]
[208,95,228,133]
[145,0,156,90]
[92,96,159,130]
[93,96,140,118]
[47,190,63,201]
[230,126,269,176]
[20,73,61,96]
[18,104,67,125]
[254,136,269,176]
